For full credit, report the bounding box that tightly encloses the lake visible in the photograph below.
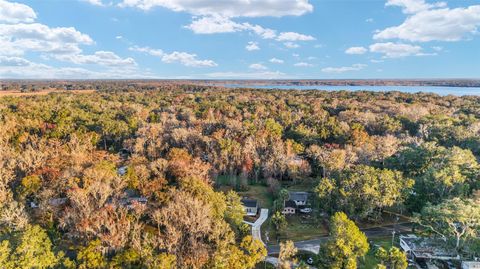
[223,84,480,96]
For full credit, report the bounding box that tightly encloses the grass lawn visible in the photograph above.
[238,184,274,209]
[284,178,319,192]
[358,236,394,269]
[264,214,329,244]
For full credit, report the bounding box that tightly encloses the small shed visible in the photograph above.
[282,200,297,215]
[241,199,259,216]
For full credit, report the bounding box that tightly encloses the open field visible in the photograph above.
[238,185,274,209]
[0,89,96,97]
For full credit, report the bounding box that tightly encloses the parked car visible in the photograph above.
[299,208,312,213]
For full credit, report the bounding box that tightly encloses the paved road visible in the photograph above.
[267,222,412,254]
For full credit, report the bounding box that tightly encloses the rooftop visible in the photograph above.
[241,199,258,208]
[289,192,308,202]
[284,200,297,208]
[400,235,459,260]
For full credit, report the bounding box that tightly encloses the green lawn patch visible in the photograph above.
[359,236,396,269]
[265,214,329,244]
[238,184,274,209]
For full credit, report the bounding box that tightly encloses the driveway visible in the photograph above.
[252,208,269,245]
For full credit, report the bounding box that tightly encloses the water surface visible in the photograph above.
[223,84,480,96]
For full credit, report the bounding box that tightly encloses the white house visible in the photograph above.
[241,199,259,216]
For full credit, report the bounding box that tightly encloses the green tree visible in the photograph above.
[110,248,141,268]
[224,190,245,228]
[415,198,480,250]
[17,175,41,200]
[375,247,408,269]
[319,212,369,269]
[77,239,107,269]
[389,143,479,211]
[316,165,413,220]
[278,188,289,201]
[0,240,13,269]
[3,225,59,269]
[272,211,287,232]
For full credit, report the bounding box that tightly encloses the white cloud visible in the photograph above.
[294,62,313,67]
[248,24,277,39]
[0,0,36,23]
[269,58,284,64]
[185,15,311,44]
[186,16,245,34]
[0,23,94,56]
[276,31,315,41]
[130,46,217,67]
[185,16,277,39]
[130,46,164,57]
[386,0,446,14]
[246,41,260,51]
[0,1,147,78]
[249,63,268,70]
[369,42,424,58]
[375,4,480,42]
[0,55,31,66]
[82,0,106,6]
[366,18,374,23]
[53,51,137,67]
[162,52,217,67]
[119,0,313,17]
[284,42,300,49]
[345,46,367,55]
[0,56,151,79]
[432,46,443,51]
[322,64,367,73]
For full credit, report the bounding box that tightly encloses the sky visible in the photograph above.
[0,0,479,79]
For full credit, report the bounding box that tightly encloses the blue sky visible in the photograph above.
[0,0,479,79]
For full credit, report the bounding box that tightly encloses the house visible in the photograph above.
[400,235,460,261]
[282,200,297,215]
[289,192,308,206]
[241,199,258,216]
[462,262,480,269]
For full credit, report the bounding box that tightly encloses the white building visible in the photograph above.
[462,262,480,269]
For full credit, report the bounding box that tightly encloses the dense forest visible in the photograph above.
[0,84,479,268]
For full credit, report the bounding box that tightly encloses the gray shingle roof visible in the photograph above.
[289,192,308,202]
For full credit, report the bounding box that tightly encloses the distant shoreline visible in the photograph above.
[1,79,480,88]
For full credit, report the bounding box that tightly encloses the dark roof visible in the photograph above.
[241,199,258,208]
[289,192,308,202]
[284,200,297,208]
